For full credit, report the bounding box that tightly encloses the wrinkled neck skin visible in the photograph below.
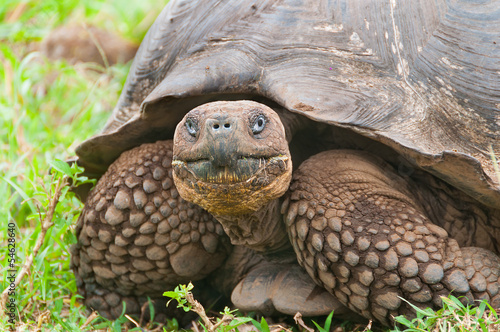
[214,198,292,255]
[212,109,306,254]
[276,107,306,143]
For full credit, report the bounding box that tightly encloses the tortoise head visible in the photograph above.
[172,100,292,215]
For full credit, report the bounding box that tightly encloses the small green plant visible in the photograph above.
[251,316,271,332]
[50,159,95,185]
[163,283,254,332]
[163,283,195,313]
[392,295,500,332]
[312,310,334,332]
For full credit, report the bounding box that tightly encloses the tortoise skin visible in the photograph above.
[70,0,500,326]
[70,141,231,319]
[285,150,500,326]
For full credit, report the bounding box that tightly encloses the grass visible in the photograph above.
[1,0,499,331]
[0,0,166,330]
[392,296,500,332]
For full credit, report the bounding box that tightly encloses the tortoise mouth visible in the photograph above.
[172,154,292,215]
[172,155,289,185]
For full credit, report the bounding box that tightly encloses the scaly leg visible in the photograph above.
[284,150,500,325]
[71,140,231,319]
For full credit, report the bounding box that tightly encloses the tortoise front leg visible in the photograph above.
[71,140,231,319]
[284,150,500,326]
[222,250,353,318]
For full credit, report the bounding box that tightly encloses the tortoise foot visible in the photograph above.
[71,140,231,319]
[83,286,162,320]
[285,150,500,325]
[231,262,351,317]
[462,247,500,307]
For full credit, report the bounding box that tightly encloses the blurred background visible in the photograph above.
[0,0,168,330]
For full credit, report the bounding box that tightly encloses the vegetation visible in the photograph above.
[1,0,499,331]
[392,295,500,332]
[0,0,166,330]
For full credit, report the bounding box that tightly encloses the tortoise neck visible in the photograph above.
[275,106,308,143]
[214,198,291,253]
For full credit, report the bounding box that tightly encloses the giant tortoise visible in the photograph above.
[70,0,500,326]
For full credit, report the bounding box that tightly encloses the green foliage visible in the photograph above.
[251,317,271,332]
[312,310,334,332]
[391,295,500,332]
[163,283,195,313]
[1,0,164,43]
[213,307,254,332]
[163,283,254,332]
[50,159,96,188]
[0,0,166,330]
[163,317,179,331]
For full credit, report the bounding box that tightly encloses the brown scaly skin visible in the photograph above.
[71,140,232,319]
[171,100,500,325]
[285,150,500,325]
[73,100,500,325]
[71,132,339,320]
[170,101,348,316]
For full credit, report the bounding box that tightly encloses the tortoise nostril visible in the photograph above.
[210,119,233,131]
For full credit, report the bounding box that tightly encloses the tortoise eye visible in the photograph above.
[185,118,198,137]
[251,115,266,134]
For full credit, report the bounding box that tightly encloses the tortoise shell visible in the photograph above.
[75,0,500,208]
